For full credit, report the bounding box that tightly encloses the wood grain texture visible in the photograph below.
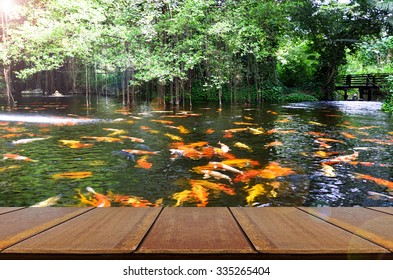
[3,208,161,254]
[369,207,393,216]
[0,207,90,251]
[0,207,24,215]
[231,207,388,254]
[300,207,393,252]
[136,207,256,254]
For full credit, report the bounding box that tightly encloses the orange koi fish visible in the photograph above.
[191,184,209,207]
[264,141,283,148]
[150,119,174,125]
[84,187,111,207]
[0,165,21,172]
[59,140,94,149]
[190,179,235,196]
[232,122,257,126]
[233,169,261,183]
[316,138,344,144]
[355,173,393,190]
[223,131,233,138]
[341,132,357,139]
[3,153,37,162]
[122,149,160,155]
[224,128,249,133]
[314,151,340,158]
[119,136,144,143]
[206,128,215,134]
[314,140,332,149]
[113,194,157,207]
[323,151,359,165]
[135,155,153,169]
[221,158,260,168]
[307,131,328,137]
[258,162,295,179]
[52,171,93,179]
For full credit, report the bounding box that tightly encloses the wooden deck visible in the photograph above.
[1,207,392,260]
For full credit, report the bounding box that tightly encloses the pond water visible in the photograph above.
[0,95,392,207]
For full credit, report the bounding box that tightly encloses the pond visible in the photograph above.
[1,95,392,207]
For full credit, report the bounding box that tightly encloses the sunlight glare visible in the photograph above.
[0,0,14,14]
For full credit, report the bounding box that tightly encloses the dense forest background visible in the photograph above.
[1,0,393,108]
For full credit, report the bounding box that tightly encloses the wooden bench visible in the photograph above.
[1,207,392,259]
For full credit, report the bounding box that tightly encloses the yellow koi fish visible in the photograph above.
[234,142,253,152]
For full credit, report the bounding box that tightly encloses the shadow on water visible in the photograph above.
[0,96,392,207]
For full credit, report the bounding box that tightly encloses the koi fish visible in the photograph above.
[165,125,190,134]
[264,141,283,148]
[30,195,61,207]
[119,136,144,143]
[224,128,248,133]
[355,173,393,189]
[221,159,260,168]
[52,171,93,179]
[122,149,160,155]
[113,194,158,207]
[218,141,230,153]
[86,187,111,207]
[341,132,357,139]
[164,133,183,141]
[191,184,209,207]
[150,119,174,124]
[243,184,269,205]
[309,121,327,126]
[321,164,336,177]
[258,162,295,179]
[323,151,359,165]
[172,189,194,206]
[223,131,233,138]
[135,155,153,169]
[267,110,277,115]
[314,151,340,158]
[316,138,344,144]
[0,165,21,172]
[3,154,37,162]
[234,142,253,152]
[247,127,264,135]
[208,161,243,174]
[59,140,94,149]
[232,122,257,126]
[11,137,51,145]
[199,170,232,183]
[307,131,328,137]
[206,128,215,134]
[103,128,128,137]
[190,179,235,196]
[81,136,123,143]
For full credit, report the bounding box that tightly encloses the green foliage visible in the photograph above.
[277,40,320,87]
[283,92,319,103]
[382,75,393,113]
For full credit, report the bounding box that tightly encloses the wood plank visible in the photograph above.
[300,207,393,252]
[231,207,388,254]
[0,207,24,215]
[369,207,393,216]
[136,207,256,254]
[0,207,90,251]
[3,208,161,254]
